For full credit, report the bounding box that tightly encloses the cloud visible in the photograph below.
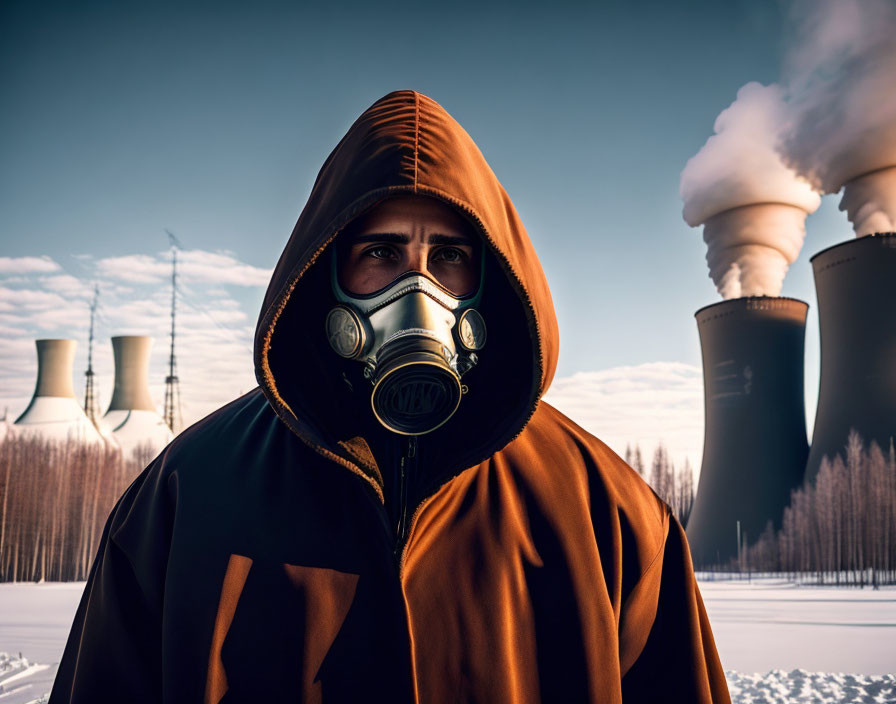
[0,324,27,337]
[94,249,272,287]
[544,362,704,477]
[2,251,706,480]
[40,274,95,298]
[679,83,820,299]
[0,286,71,311]
[0,248,266,432]
[680,83,820,228]
[780,0,896,193]
[93,254,168,284]
[177,249,272,287]
[0,256,61,275]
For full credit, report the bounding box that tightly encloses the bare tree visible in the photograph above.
[677,459,695,528]
[629,444,645,477]
[0,433,142,582]
[725,430,896,586]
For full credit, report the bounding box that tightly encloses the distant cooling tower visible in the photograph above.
[103,336,173,458]
[686,297,810,567]
[14,339,103,444]
[804,233,896,483]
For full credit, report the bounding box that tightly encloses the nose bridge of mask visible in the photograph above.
[367,289,457,360]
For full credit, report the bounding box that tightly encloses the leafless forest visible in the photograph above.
[627,433,896,586]
[730,431,896,585]
[1,430,893,583]
[0,435,151,582]
[625,442,696,527]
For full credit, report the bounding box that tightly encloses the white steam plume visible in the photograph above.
[779,0,896,236]
[680,82,820,299]
[702,204,812,300]
[839,167,896,236]
[780,0,896,192]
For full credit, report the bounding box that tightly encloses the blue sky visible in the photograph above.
[0,0,856,472]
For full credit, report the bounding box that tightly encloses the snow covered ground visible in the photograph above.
[0,578,894,703]
[700,578,896,675]
[701,578,896,702]
[0,582,82,703]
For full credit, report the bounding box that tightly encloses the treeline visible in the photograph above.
[624,442,695,527]
[0,434,151,582]
[726,431,896,586]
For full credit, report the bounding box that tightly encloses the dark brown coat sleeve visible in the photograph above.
[620,512,731,703]
[49,462,169,704]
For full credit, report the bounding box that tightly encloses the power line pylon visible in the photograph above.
[83,284,100,427]
[163,230,183,433]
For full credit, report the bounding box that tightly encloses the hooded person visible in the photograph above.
[50,90,731,704]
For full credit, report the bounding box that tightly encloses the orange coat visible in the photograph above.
[51,90,730,703]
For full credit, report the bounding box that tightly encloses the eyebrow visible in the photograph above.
[350,232,410,245]
[429,233,474,247]
[349,232,476,247]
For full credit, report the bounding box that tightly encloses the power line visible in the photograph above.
[173,281,255,357]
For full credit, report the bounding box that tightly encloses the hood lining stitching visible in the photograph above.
[259,216,387,499]
[413,92,420,192]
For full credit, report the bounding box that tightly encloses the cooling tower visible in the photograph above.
[102,336,173,459]
[14,339,103,444]
[686,297,809,567]
[804,233,896,483]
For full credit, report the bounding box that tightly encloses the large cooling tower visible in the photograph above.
[14,339,103,444]
[102,336,173,459]
[686,297,810,567]
[804,233,896,483]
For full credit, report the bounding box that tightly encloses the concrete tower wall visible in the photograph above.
[686,297,809,567]
[805,233,896,482]
[102,335,172,457]
[32,339,76,399]
[14,339,103,444]
[106,336,157,413]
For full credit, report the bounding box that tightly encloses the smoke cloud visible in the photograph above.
[779,0,896,197]
[838,167,896,236]
[680,82,820,299]
[777,0,896,237]
[681,0,896,297]
[702,204,812,300]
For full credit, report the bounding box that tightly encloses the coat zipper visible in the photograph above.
[394,435,417,558]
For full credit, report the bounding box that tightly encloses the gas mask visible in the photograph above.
[325,253,486,435]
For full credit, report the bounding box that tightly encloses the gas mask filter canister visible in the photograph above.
[325,253,486,435]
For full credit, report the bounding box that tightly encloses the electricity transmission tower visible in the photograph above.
[163,230,183,433]
[83,284,100,427]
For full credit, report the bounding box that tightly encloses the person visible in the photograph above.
[50,90,731,703]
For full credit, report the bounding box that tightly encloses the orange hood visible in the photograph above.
[254,90,560,482]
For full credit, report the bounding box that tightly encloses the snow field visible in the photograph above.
[0,652,49,704]
[724,670,895,703]
[0,578,893,703]
[699,578,896,676]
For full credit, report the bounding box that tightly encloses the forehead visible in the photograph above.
[345,195,478,241]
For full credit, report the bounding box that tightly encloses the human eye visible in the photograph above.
[364,244,397,260]
[431,246,466,264]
